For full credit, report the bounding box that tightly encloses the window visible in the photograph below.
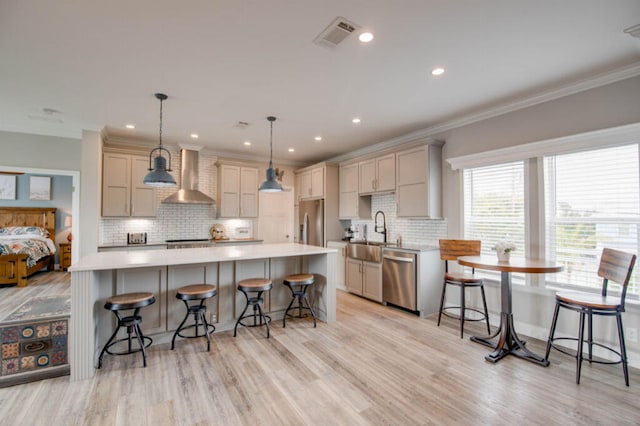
[463,161,526,282]
[544,144,640,296]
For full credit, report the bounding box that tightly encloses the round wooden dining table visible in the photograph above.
[457,255,563,366]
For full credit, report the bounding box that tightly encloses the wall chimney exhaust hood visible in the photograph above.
[162,147,215,204]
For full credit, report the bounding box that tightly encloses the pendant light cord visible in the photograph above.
[158,97,163,149]
[269,118,274,167]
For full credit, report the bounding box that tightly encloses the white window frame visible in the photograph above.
[448,122,640,294]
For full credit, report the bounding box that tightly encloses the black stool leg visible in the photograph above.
[544,302,560,361]
[171,300,191,350]
[234,290,250,337]
[616,313,629,386]
[459,284,466,338]
[302,291,317,328]
[437,281,447,327]
[576,311,586,384]
[283,291,296,328]
[256,300,270,338]
[480,285,490,334]
[98,313,123,368]
[134,323,148,367]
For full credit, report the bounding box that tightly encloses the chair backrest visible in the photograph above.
[597,248,636,301]
[439,240,481,261]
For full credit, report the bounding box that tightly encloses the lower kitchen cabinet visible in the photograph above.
[346,258,382,302]
[327,241,347,290]
[115,266,167,335]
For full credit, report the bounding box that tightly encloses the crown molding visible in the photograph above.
[328,61,640,164]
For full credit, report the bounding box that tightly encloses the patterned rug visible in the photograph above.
[0,296,70,380]
[2,296,70,322]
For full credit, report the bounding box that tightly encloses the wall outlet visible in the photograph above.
[626,327,638,343]
[210,313,217,323]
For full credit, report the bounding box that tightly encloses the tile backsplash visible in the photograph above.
[349,193,447,246]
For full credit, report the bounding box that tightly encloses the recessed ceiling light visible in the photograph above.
[125,124,135,129]
[190,133,199,139]
[244,141,251,146]
[352,118,361,124]
[288,148,295,152]
[358,32,374,43]
[314,136,322,141]
[431,67,445,76]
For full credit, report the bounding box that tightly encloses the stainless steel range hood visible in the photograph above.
[162,148,215,204]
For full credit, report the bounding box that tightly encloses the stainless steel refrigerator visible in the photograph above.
[299,199,324,247]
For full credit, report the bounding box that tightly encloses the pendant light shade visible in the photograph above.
[144,93,177,187]
[259,116,283,192]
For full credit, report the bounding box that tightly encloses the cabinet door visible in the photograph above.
[102,153,131,216]
[311,167,324,198]
[327,242,346,289]
[359,159,376,194]
[363,261,382,302]
[116,267,167,334]
[131,155,157,217]
[340,163,359,193]
[299,171,312,199]
[219,165,240,217]
[339,191,359,219]
[376,153,396,192]
[240,167,258,217]
[345,258,363,295]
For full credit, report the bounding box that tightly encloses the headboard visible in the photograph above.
[0,207,57,238]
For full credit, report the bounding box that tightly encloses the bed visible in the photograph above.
[0,207,56,287]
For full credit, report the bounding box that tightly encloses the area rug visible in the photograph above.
[0,296,70,381]
[2,296,70,322]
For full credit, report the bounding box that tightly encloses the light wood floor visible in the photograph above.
[0,271,638,425]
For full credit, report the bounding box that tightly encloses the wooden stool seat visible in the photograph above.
[176,284,218,300]
[234,278,272,338]
[237,278,273,292]
[105,292,155,310]
[283,273,317,328]
[172,284,217,351]
[99,292,156,368]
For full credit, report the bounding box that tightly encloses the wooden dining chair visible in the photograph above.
[437,240,491,338]
[544,248,636,386]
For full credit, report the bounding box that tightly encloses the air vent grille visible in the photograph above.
[313,16,360,49]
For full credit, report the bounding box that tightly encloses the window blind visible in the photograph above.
[544,144,640,295]
[463,161,526,265]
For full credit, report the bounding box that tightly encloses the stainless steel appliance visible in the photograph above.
[298,199,324,247]
[382,249,417,312]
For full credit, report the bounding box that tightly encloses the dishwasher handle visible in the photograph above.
[383,254,415,263]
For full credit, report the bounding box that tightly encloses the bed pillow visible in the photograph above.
[0,226,49,237]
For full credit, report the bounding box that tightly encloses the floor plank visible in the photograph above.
[0,273,638,425]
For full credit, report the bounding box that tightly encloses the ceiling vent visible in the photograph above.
[624,24,640,39]
[313,16,360,49]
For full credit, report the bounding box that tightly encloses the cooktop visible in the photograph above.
[165,238,210,243]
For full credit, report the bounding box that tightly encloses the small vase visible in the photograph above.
[497,251,510,262]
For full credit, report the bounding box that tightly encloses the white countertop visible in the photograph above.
[71,243,336,272]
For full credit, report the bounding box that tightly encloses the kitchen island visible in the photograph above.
[69,243,336,381]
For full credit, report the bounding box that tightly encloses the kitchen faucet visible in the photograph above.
[374,210,387,243]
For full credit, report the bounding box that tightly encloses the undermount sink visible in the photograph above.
[347,243,383,263]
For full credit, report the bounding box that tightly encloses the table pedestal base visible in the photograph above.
[471,311,549,366]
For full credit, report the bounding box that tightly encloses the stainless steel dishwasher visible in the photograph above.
[382,249,417,312]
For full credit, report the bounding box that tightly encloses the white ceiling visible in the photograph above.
[1,0,639,164]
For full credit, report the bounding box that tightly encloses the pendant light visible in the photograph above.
[143,93,177,187]
[258,116,283,192]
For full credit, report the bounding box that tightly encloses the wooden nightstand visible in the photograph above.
[60,243,72,271]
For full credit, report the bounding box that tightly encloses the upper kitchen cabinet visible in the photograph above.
[359,153,395,194]
[297,165,325,201]
[102,152,157,217]
[396,142,443,218]
[339,162,370,219]
[217,162,259,218]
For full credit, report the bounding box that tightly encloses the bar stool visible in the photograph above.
[98,292,155,368]
[283,273,317,328]
[234,278,272,338]
[171,284,217,351]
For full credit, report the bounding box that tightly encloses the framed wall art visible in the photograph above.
[0,175,17,200]
[29,176,51,200]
